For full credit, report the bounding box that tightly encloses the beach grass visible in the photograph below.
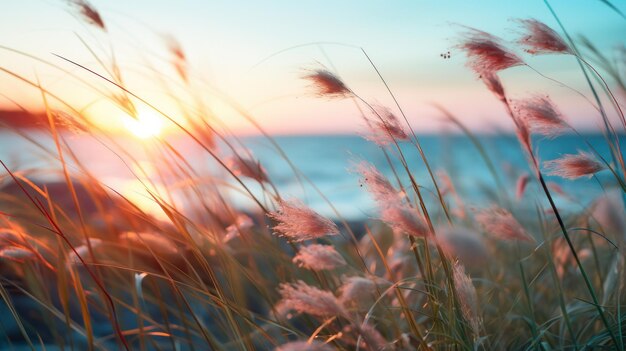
[0,1,624,350]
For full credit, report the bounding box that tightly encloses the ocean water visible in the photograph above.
[238,134,622,219]
[0,131,622,220]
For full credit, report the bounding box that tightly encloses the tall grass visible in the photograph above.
[0,2,624,350]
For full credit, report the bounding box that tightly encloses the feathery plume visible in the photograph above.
[515,96,568,137]
[480,71,506,101]
[303,69,351,98]
[272,300,293,319]
[119,231,179,255]
[475,206,533,242]
[356,162,402,206]
[356,162,429,237]
[515,19,571,55]
[452,262,481,335]
[277,280,346,317]
[293,244,346,271]
[364,106,409,146]
[515,173,531,200]
[70,0,106,31]
[543,151,605,179]
[458,28,524,75]
[381,205,430,238]
[353,324,388,351]
[342,323,388,351]
[269,200,339,242]
[338,276,377,309]
[224,214,254,243]
[0,246,36,262]
[226,156,269,183]
[438,227,488,267]
[275,341,333,351]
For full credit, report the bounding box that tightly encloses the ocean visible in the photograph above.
[0,131,621,220]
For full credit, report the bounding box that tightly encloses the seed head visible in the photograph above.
[293,244,346,271]
[277,280,346,317]
[364,106,409,146]
[480,71,506,102]
[515,95,567,137]
[269,200,339,242]
[438,227,488,267]
[452,262,481,335]
[224,214,254,243]
[70,0,106,31]
[475,206,533,242]
[515,19,571,55]
[381,205,429,238]
[355,161,402,206]
[338,276,377,309]
[543,151,605,179]
[303,69,351,98]
[458,28,524,75]
[226,155,269,183]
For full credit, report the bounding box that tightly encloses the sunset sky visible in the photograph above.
[1,0,624,135]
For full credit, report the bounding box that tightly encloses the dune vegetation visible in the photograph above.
[0,1,625,350]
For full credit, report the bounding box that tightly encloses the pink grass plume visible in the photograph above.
[224,214,254,243]
[69,0,106,31]
[475,206,533,242]
[356,161,402,206]
[452,262,481,335]
[303,68,351,98]
[457,28,524,76]
[269,200,340,242]
[515,19,571,55]
[514,95,568,137]
[277,280,346,317]
[338,276,378,310]
[293,244,346,271]
[381,205,430,238]
[438,227,488,267]
[543,151,606,179]
[364,106,409,146]
[226,156,269,183]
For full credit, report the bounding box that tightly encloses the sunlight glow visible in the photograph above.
[119,179,170,222]
[123,110,164,138]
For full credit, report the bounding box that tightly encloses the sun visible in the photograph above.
[123,110,164,138]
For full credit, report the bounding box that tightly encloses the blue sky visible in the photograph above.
[1,0,624,134]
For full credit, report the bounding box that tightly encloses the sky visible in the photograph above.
[0,0,625,135]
